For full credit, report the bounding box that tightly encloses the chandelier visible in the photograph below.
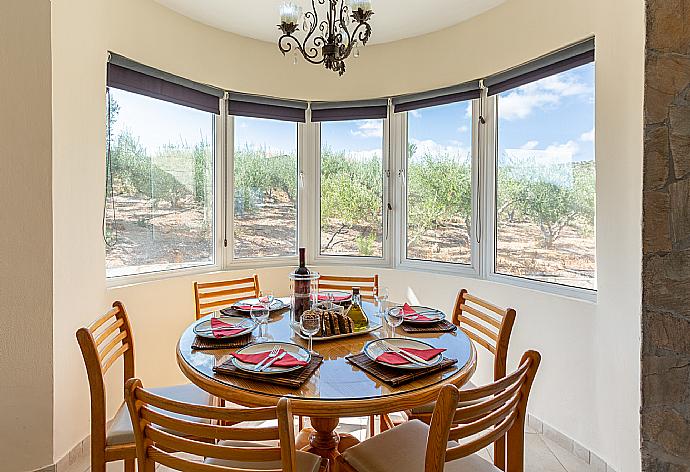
[277,0,374,76]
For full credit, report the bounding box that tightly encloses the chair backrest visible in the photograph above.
[76,301,135,453]
[125,379,301,472]
[194,275,261,319]
[318,274,379,302]
[425,351,541,472]
[451,289,516,381]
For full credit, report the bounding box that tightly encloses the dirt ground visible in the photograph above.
[107,198,595,289]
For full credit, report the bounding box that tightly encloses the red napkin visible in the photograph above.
[318,293,351,302]
[402,303,434,322]
[234,304,266,310]
[376,347,445,366]
[232,349,308,368]
[210,318,246,338]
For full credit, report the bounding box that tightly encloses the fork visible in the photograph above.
[254,346,280,372]
[382,341,432,366]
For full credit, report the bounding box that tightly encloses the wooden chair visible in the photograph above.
[76,301,212,472]
[194,274,261,320]
[318,274,379,302]
[338,351,541,472]
[125,378,324,472]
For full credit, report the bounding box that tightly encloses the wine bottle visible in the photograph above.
[346,287,369,331]
[293,247,311,323]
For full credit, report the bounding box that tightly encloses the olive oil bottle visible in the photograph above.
[346,287,369,331]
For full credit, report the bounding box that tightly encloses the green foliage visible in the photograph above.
[500,158,596,248]
[233,145,297,213]
[320,147,382,225]
[407,152,472,240]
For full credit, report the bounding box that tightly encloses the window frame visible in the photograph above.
[106,49,597,302]
[395,101,481,278]
[105,95,223,287]
[223,114,304,269]
[309,117,394,268]
[482,91,598,301]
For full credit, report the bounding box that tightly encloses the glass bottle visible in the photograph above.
[346,287,369,331]
[293,247,311,323]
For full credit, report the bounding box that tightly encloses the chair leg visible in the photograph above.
[124,458,136,472]
[298,415,304,430]
[368,415,376,436]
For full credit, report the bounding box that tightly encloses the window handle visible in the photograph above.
[299,170,304,188]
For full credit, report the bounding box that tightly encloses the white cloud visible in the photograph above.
[465,102,472,118]
[350,119,383,138]
[408,110,421,118]
[499,72,593,121]
[520,140,539,150]
[545,140,579,158]
[410,138,471,162]
[343,149,382,161]
[580,128,595,142]
[458,125,469,133]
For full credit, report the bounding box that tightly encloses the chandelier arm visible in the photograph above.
[278,34,325,64]
[338,21,370,58]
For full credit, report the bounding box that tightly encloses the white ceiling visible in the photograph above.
[154,0,506,45]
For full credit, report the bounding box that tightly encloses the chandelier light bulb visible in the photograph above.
[280,2,302,25]
[350,0,372,13]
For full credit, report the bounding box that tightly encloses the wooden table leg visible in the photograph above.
[298,417,360,470]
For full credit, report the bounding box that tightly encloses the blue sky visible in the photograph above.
[111,62,594,163]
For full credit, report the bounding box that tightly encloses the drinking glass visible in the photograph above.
[251,305,270,342]
[384,306,404,338]
[259,290,274,310]
[376,287,390,315]
[300,311,320,353]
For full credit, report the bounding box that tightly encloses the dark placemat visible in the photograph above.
[402,320,457,334]
[213,355,324,388]
[192,334,255,350]
[346,352,458,387]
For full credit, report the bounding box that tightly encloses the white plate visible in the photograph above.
[363,337,444,370]
[292,319,382,342]
[224,298,287,313]
[231,341,311,375]
[193,316,256,340]
[316,290,352,303]
[401,305,445,324]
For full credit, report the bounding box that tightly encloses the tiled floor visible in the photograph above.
[64,418,599,472]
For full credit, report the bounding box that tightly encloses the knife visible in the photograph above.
[383,342,433,366]
[260,351,287,372]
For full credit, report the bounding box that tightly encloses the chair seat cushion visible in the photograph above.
[410,380,477,415]
[106,383,212,446]
[205,440,321,472]
[342,419,499,472]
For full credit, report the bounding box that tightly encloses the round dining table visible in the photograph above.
[177,300,476,467]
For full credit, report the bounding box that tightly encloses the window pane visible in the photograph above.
[233,117,297,258]
[105,88,215,278]
[495,62,595,289]
[406,102,473,264]
[320,119,384,257]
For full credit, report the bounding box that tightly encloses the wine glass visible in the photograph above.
[250,305,270,342]
[300,311,320,354]
[384,306,404,338]
[259,290,274,310]
[376,287,390,315]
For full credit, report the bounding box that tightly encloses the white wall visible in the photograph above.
[0,2,54,470]
[49,0,644,471]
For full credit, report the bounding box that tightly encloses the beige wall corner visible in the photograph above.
[0,1,54,471]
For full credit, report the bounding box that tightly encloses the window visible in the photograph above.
[406,101,474,264]
[494,61,595,289]
[320,119,384,257]
[105,88,215,277]
[233,116,298,258]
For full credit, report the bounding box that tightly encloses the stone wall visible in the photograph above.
[642,0,690,469]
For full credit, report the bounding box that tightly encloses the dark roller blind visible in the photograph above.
[392,81,481,113]
[107,54,222,114]
[228,93,308,123]
[486,38,595,96]
[311,99,388,122]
